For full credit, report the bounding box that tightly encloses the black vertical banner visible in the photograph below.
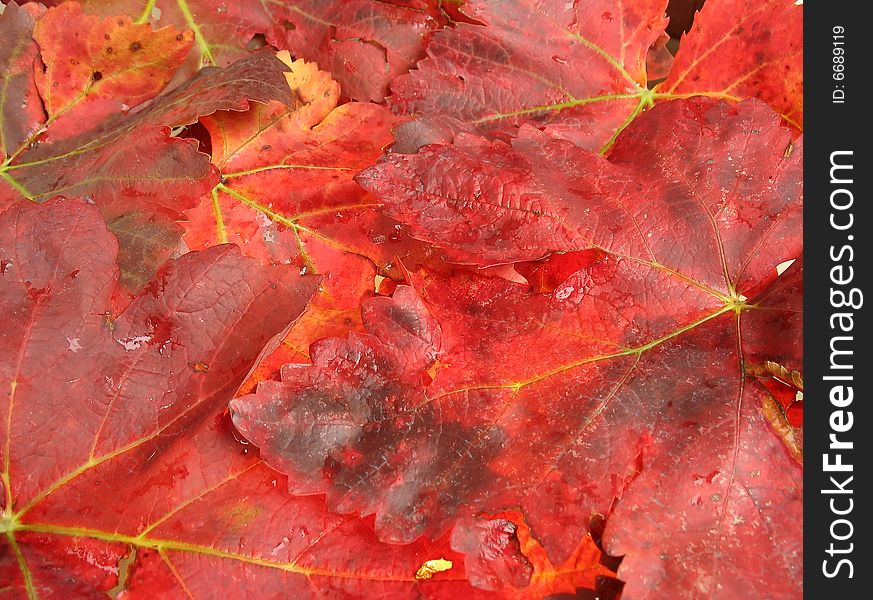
[805,1,869,597]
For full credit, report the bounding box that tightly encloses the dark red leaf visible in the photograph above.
[359,99,801,291]
[0,196,317,510]
[389,0,668,150]
[0,2,45,164]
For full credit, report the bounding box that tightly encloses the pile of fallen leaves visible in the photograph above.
[0,0,802,598]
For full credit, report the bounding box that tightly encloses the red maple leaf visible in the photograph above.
[390,0,668,149]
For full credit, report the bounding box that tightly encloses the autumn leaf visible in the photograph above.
[389,0,802,151]
[0,3,293,207]
[389,0,668,150]
[0,195,298,592]
[0,3,294,294]
[659,0,803,129]
[31,1,193,140]
[185,56,404,269]
[0,197,501,598]
[359,99,801,287]
[39,0,288,71]
[232,98,802,598]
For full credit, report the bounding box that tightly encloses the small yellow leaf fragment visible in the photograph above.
[190,362,209,372]
[276,49,294,68]
[415,558,453,580]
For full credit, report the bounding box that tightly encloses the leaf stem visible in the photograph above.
[0,170,34,200]
[210,188,228,244]
[6,532,36,599]
[598,89,654,155]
